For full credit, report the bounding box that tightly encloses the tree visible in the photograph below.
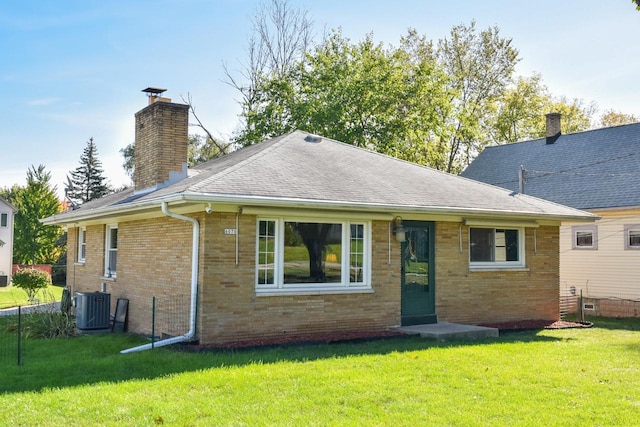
[434,21,520,173]
[65,138,111,206]
[234,29,451,167]
[491,74,595,143]
[598,109,639,127]
[4,165,64,265]
[11,268,51,302]
[121,134,225,178]
[225,0,314,145]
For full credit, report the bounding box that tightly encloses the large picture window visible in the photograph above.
[104,225,118,278]
[469,227,524,269]
[256,218,370,293]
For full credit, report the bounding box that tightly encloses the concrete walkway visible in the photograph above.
[395,321,499,340]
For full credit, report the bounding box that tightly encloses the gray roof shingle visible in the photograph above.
[462,123,640,210]
[45,130,594,224]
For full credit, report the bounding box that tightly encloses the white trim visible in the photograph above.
[104,224,118,278]
[255,217,372,293]
[77,227,87,263]
[468,227,526,269]
[624,224,640,250]
[572,224,598,250]
[464,218,539,228]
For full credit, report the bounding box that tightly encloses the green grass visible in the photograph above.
[0,285,63,309]
[1,317,640,425]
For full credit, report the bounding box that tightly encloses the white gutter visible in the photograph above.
[121,201,199,354]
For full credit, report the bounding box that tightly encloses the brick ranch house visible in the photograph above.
[42,92,595,348]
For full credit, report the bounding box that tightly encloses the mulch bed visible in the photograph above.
[479,319,593,331]
[180,330,405,352]
[179,320,594,352]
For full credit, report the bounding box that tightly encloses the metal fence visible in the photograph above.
[0,306,24,366]
[151,294,191,344]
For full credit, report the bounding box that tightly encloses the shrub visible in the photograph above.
[11,268,52,302]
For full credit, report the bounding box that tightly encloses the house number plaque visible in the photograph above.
[224,228,237,235]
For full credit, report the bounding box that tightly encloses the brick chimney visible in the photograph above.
[134,88,189,194]
[545,112,561,144]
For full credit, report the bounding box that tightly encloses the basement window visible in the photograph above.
[256,218,371,294]
[572,225,597,250]
[625,224,640,250]
[469,227,525,270]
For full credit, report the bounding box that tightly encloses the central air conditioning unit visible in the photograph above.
[75,292,111,331]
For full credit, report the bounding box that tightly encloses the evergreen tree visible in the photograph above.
[5,165,64,265]
[65,138,111,205]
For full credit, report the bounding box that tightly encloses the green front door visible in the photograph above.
[401,221,436,326]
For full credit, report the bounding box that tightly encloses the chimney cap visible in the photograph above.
[141,87,167,95]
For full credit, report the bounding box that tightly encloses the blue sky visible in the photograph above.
[1,0,638,197]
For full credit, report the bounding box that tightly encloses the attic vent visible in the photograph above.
[304,134,322,143]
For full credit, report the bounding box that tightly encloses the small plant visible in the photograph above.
[11,268,52,303]
[2,290,76,338]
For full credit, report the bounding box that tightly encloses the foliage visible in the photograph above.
[224,0,313,140]
[1,165,64,264]
[232,20,525,173]
[491,73,595,143]
[0,317,640,425]
[65,137,112,206]
[121,134,226,178]
[434,21,520,172]
[599,109,639,127]
[234,29,451,168]
[11,268,52,302]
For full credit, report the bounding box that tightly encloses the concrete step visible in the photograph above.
[395,321,499,340]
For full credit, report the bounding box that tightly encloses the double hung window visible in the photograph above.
[105,225,118,278]
[257,218,370,293]
[0,213,7,228]
[78,228,87,263]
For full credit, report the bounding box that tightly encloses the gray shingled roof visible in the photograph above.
[462,123,640,210]
[44,130,594,224]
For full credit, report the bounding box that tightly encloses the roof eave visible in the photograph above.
[42,191,597,226]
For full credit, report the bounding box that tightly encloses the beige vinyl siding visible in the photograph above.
[560,209,640,301]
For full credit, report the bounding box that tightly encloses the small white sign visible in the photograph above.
[224,228,237,235]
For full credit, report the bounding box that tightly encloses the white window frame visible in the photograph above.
[572,225,598,250]
[104,224,118,278]
[469,227,526,270]
[255,217,372,294]
[0,213,7,228]
[77,227,87,263]
[624,224,640,250]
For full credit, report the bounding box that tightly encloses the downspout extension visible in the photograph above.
[121,201,200,354]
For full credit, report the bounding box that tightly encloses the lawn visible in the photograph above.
[1,317,639,426]
[0,284,63,309]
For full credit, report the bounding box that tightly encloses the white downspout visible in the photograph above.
[121,201,200,354]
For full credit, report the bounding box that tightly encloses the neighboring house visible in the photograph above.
[462,113,640,317]
[42,93,594,347]
[0,197,16,287]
